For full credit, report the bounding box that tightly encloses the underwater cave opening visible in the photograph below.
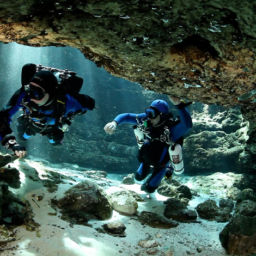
[0,42,249,176]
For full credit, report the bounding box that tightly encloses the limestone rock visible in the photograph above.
[176,185,193,200]
[53,180,112,224]
[219,198,234,211]
[235,200,256,217]
[157,184,177,198]
[108,189,138,215]
[185,172,244,199]
[138,239,159,249]
[219,200,256,255]
[236,188,256,203]
[196,199,233,222]
[122,173,135,185]
[0,225,16,245]
[233,176,256,195]
[196,199,219,220]
[102,221,126,237]
[138,211,178,229]
[164,198,197,222]
[0,167,20,189]
[0,153,17,168]
[158,182,192,202]
[0,184,29,225]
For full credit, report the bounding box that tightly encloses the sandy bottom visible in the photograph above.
[2,182,229,256]
[1,160,229,256]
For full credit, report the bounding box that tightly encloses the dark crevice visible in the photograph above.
[173,35,219,58]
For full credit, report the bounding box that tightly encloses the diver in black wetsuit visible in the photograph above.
[0,66,95,158]
[104,97,192,193]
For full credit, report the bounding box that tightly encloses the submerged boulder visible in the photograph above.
[108,189,138,215]
[138,211,178,229]
[158,179,192,201]
[53,180,112,224]
[122,173,135,185]
[84,170,108,179]
[219,190,256,255]
[0,167,20,189]
[0,153,17,169]
[196,199,233,222]
[102,221,126,237]
[196,199,219,220]
[236,188,256,203]
[0,184,29,225]
[219,210,256,255]
[164,197,197,222]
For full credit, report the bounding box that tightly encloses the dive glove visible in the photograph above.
[2,135,26,158]
[104,121,117,135]
[59,123,70,132]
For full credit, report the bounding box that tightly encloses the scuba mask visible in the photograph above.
[24,84,45,100]
[145,107,159,119]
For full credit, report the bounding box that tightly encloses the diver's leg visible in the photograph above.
[135,162,151,181]
[141,145,169,193]
[141,166,166,193]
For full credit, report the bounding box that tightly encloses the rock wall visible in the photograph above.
[184,103,253,174]
[23,102,251,175]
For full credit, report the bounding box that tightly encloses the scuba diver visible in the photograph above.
[104,96,192,194]
[0,64,95,158]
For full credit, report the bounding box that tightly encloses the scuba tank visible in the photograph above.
[133,126,145,149]
[169,143,184,175]
[21,63,83,95]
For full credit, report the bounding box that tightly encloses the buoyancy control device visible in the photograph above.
[133,114,179,148]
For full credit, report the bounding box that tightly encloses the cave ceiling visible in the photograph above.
[0,1,255,111]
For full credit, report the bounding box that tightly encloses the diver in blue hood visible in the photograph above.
[0,66,95,158]
[104,96,192,194]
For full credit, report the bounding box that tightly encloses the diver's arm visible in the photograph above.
[114,113,146,125]
[64,94,95,115]
[71,94,95,112]
[104,113,146,135]
[0,89,26,158]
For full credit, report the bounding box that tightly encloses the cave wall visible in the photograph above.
[184,104,254,174]
[0,0,255,165]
